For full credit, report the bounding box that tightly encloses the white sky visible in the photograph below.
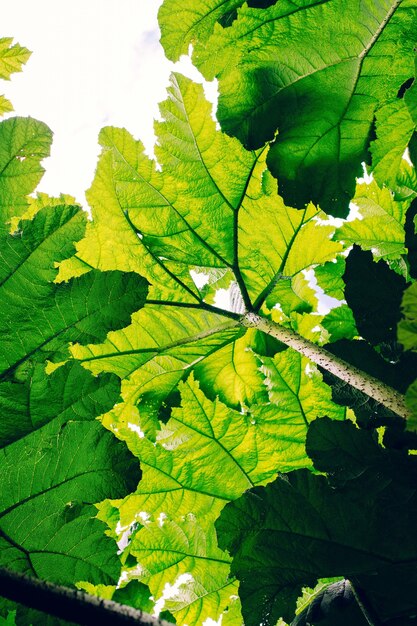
[3,0,213,206]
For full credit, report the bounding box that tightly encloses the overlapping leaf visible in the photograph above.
[0,418,140,584]
[371,99,416,188]
[160,0,417,216]
[99,375,295,624]
[158,0,243,62]
[0,205,149,379]
[336,180,411,276]
[69,73,342,424]
[256,350,345,470]
[0,117,148,599]
[216,418,417,626]
[0,197,146,591]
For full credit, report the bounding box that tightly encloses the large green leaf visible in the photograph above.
[160,0,417,215]
[96,351,344,623]
[216,417,417,625]
[99,375,291,624]
[68,73,342,422]
[0,138,146,596]
[72,304,244,437]
[0,418,140,584]
[0,361,119,449]
[0,207,149,378]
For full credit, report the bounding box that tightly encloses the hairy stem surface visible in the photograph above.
[241,312,411,420]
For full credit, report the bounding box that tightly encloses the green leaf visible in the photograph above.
[314,257,346,302]
[0,118,52,221]
[371,99,416,188]
[194,329,268,407]
[0,184,145,593]
[72,305,244,437]
[0,206,149,377]
[398,281,417,351]
[216,418,417,625]
[0,203,86,305]
[335,179,410,273]
[99,374,300,623]
[158,1,243,61]
[321,305,358,343]
[0,361,120,449]
[166,0,417,215]
[256,349,346,470]
[68,73,342,422]
[0,96,13,117]
[0,38,30,81]
[71,74,342,303]
[0,613,15,625]
[0,419,140,585]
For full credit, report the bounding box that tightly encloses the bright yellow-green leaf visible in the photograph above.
[255,349,346,470]
[0,37,30,80]
[371,100,416,188]
[336,179,410,273]
[68,74,343,418]
[0,117,52,221]
[0,95,12,117]
[164,0,417,216]
[99,375,292,623]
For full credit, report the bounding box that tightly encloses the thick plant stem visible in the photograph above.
[0,567,171,626]
[241,312,411,420]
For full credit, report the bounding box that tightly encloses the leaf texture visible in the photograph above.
[216,418,417,625]
[0,38,30,81]
[0,120,146,597]
[160,0,417,215]
[0,117,52,221]
[100,375,288,623]
[68,73,342,419]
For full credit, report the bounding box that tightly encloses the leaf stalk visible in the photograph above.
[241,312,411,420]
[0,567,171,626]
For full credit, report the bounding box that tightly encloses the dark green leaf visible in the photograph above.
[343,246,407,346]
[0,418,140,584]
[216,418,417,625]
[164,1,417,215]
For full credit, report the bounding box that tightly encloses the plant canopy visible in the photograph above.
[1,3,417,625]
